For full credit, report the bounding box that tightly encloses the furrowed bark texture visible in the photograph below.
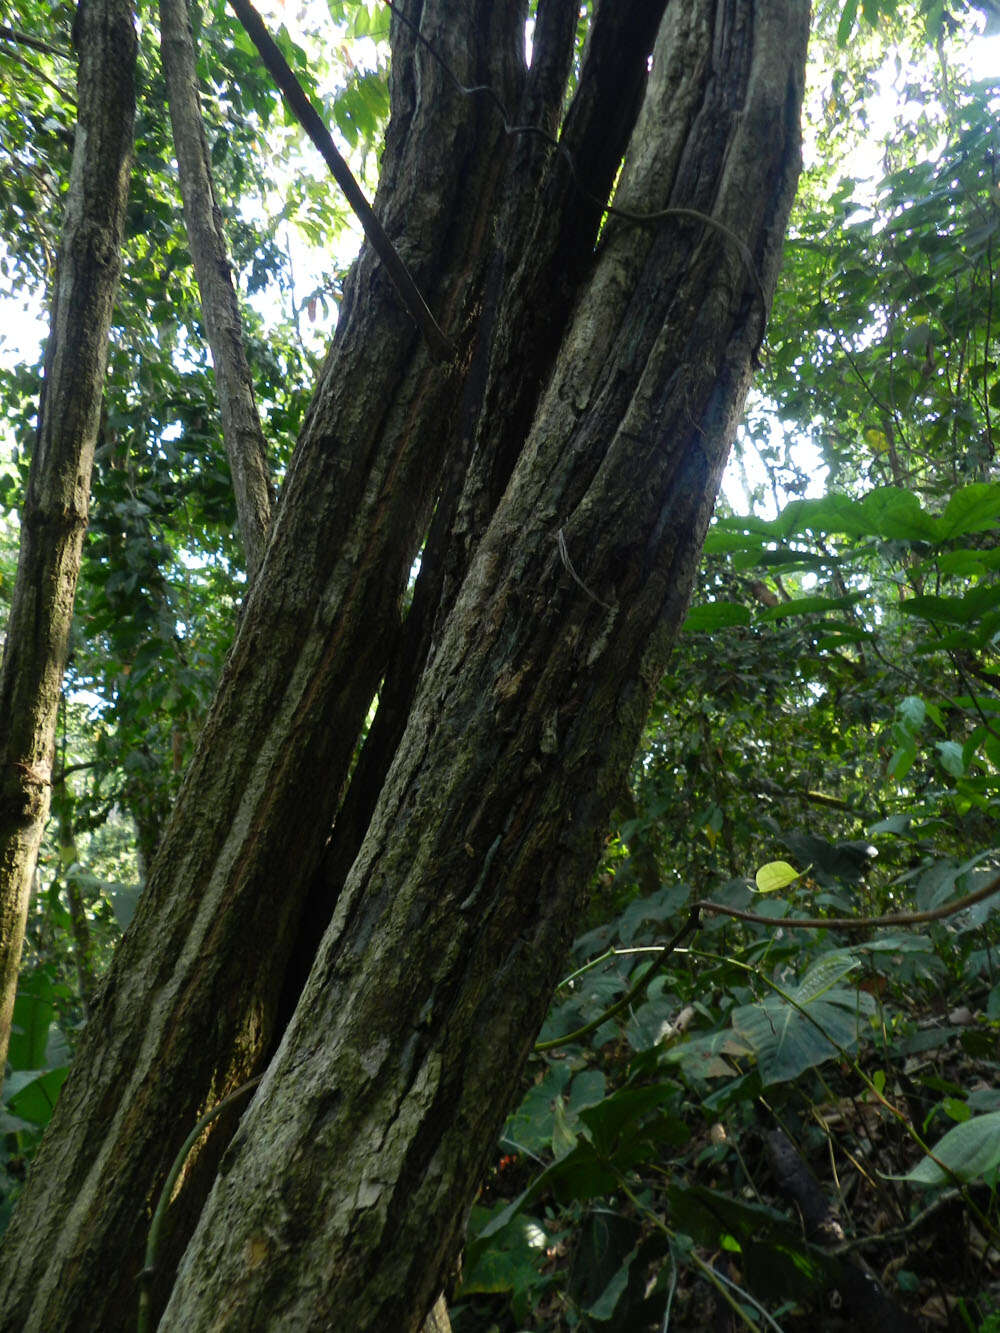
[287,0,667,1023]
[159,0,273,579]
[0,0,135,1075]
[162,5,809,1330]
[0,3,527,1328]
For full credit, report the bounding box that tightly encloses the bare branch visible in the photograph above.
[227,0,455,362]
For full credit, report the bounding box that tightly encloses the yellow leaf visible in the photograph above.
[864,427,889,453]
[754,860,802,893]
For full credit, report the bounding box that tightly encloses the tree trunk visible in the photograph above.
[0,0,135,1077]
[159,0,273,579]
[162,10,809,1326]
[0,3,808,1330]
[0,2,531,1324]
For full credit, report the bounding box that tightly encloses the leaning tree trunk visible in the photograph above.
[159,0,273,579]
[161,7,809,1327]
[0,2,808,1330]
[0,0,135,1076]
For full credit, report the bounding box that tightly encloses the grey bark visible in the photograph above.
[0,2,808,1330]
[161,4,809,1330]
[159,0,273,579]
[0,0,135,1077]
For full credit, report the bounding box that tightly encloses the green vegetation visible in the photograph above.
[2,0,999,1327]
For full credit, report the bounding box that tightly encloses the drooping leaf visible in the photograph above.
[4,1067,69,1126]
[837,0,860,47]
[7,974,55,1071]
[896,1111,1000,1186]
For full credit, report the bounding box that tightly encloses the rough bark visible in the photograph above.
[161,5,809,1330]
[286,0,663,1027]
[0,0,135,1076]
[0,2,808,1330]
[159,0,273,579]
[0,2,526,1326]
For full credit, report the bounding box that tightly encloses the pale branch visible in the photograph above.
[160,0,273,579]
[227,0,454,362]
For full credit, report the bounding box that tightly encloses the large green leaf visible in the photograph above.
[7,974,55,1071]
[682,601,751,632]
[898,1111,1000,1186]
[730,953,873,1084]
[937,483,1000,538]
[4,1067,69,1126]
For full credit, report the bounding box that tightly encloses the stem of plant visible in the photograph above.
[137,1075,263,1333]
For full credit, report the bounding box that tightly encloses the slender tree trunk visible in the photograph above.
[0,3,808,1329]
[0,0,135,1077]
[159,0,273,579]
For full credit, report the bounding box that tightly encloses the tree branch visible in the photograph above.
[698,868,1000,932]
[0,23,67,58]
[226,0,454,362]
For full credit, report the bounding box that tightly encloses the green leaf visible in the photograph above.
[731,961,871,1086]
[837,0,860,46]
[578,1083,676,1158]
[4,1067,69,1126]
[935,740,965,778]
[663,1029,754,1079]
[552,1097,578,1159]
[858,487,938,542]
[937,484,1000,538]
[759,592,862,621]
[897,695,926,732]
[682,602,751,632]
[897,1111,1000,1186]
[502,1062,571,1155]
[477,1140,618,1241]
[459,1210,550,1299]
[586,1245,637,1320]
[888,743,916,781]
[702,530,764,555]
[754,861,801,893]
[110,884,141,930]
[7,975,54,1071]
[568,1069,607,1116]
[901,586,1000,626]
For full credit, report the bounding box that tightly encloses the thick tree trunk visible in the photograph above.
[0,3,808,1330]
[0,3,528,1326]
[0,0,135,1076]
[162,9,809,1327]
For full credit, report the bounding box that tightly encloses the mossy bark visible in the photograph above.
[161,10,809,1325]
